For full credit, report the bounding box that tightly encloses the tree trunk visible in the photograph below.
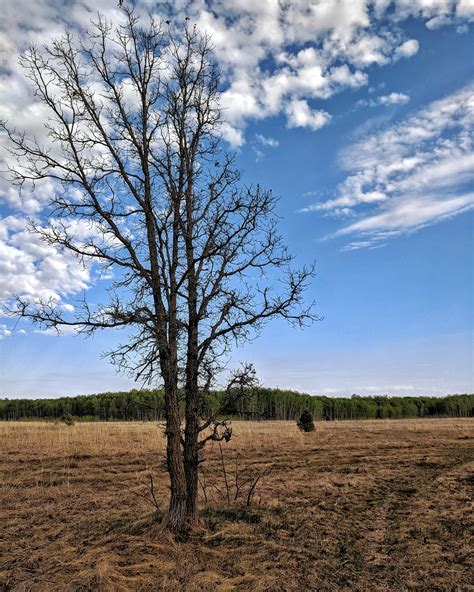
[184,343,200,522]
[184,416,200,521]
[184,285,200,522]
[164,380,188,533]
[183,180,200,523]
[167,487,187,533]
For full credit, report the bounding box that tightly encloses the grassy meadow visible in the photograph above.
[1,418,473,591]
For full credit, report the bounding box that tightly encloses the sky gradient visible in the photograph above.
[0,0,473,398]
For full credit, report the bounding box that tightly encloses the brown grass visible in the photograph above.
[1,418,473,591]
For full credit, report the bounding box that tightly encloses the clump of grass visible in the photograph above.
[202,507,262,530]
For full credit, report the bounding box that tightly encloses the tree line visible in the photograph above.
[1,389,472,422]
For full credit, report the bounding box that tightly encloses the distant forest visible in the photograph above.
[1,389,473,421]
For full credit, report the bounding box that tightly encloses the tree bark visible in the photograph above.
[184,375,200,521]
[164,379,187,532]
[184,301,200,521]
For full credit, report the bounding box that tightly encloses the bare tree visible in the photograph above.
[1,8,317,533]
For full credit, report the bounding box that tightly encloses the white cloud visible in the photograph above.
[0,0,473,289]
[426,15,453,29]
[1,0,470,154]
[0,324,27,339]
[356,91,411,108]
[252,133,279,161]
[0,216,91,305]
[0,324,12,340]
[255,134,279,148]
[336,192,474,237]
[285,99,331,131]
[302,84,474,248]
[457,0,474,18]
[344,33,392,66]
[378,92,411,105]
[393,39,420,59]
[252,146,264,162]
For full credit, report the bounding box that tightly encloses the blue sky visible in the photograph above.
[0,0,473,397]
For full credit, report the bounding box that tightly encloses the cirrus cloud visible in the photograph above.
[301,84,474,249]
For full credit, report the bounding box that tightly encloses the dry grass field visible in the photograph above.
[1,418,473,591]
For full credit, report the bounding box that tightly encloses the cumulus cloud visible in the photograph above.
[285,99,332,131]
[302,84,474,249]
[378,92,411,105]
[0,324,28,339]
[0,324,12,340]
[0,216,92,305]
[393,39,420,60]
[426,15,453,29]
[356,91,411,108]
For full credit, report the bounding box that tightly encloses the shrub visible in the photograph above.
[60,414,74,426]
[297,410,315,432]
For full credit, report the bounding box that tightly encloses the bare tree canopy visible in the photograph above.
[1,8,318,533]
